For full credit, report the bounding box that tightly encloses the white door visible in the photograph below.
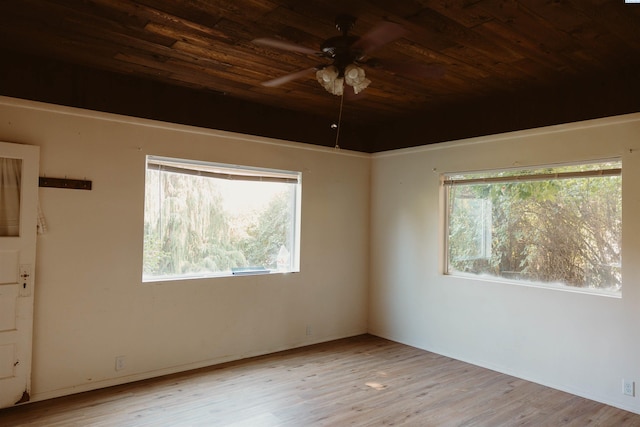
[0,141,39,408]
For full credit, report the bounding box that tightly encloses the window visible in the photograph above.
[143,156,301,281]
[444,160,622,295]
[0,157,21,236]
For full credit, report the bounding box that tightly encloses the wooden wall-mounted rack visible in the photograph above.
[39,177,92,190]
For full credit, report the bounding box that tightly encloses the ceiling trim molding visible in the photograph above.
[0,95,371,159]
[372,112,640,159]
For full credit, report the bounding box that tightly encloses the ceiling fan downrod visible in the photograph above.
[335,14,356,35]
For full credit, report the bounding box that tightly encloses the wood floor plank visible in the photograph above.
[1,334,639,426]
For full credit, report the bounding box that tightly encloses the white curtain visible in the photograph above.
[0,157,22,236]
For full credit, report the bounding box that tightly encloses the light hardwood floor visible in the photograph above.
[1,334,639,426]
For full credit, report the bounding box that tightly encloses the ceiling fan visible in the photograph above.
[252,14,444,96]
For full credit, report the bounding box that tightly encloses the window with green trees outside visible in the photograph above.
[444,160,621,295]
[143,156,301,282]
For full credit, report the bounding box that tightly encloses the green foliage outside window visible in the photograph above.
[143,161,299,280]
[446,162,622,293]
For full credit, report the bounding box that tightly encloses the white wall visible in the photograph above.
[4,94,639,413]
[0,96,370,401]
[369,113,640,413]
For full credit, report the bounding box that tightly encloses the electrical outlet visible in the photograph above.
[115,355,126,371]
[306,325,312,336]
[623,379,635,396]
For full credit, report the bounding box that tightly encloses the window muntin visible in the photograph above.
[143,156,301,282]
[444,161,622,295]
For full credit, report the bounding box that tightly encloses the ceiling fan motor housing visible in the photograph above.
[335,14,356,34]
[321,15,364,75]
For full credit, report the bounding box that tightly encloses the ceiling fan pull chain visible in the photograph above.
[334,93,345,150]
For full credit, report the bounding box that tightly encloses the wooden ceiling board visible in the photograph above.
[419,0,494,29]
[1,0,639,152]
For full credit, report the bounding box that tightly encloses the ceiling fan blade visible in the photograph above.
[262,67,317,87]
[252,38,320,56]
[352,21,408,54]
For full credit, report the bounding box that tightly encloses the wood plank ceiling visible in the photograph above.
[1,0,639,152]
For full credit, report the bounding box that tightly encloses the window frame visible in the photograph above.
[442,159,622,296]
[143,155,302,282]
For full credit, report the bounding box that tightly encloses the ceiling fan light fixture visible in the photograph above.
[318,65,338,83]
[317,64,369,96]
[344,64,370,94]
[332,78,345,96]
[317,66,344,95]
